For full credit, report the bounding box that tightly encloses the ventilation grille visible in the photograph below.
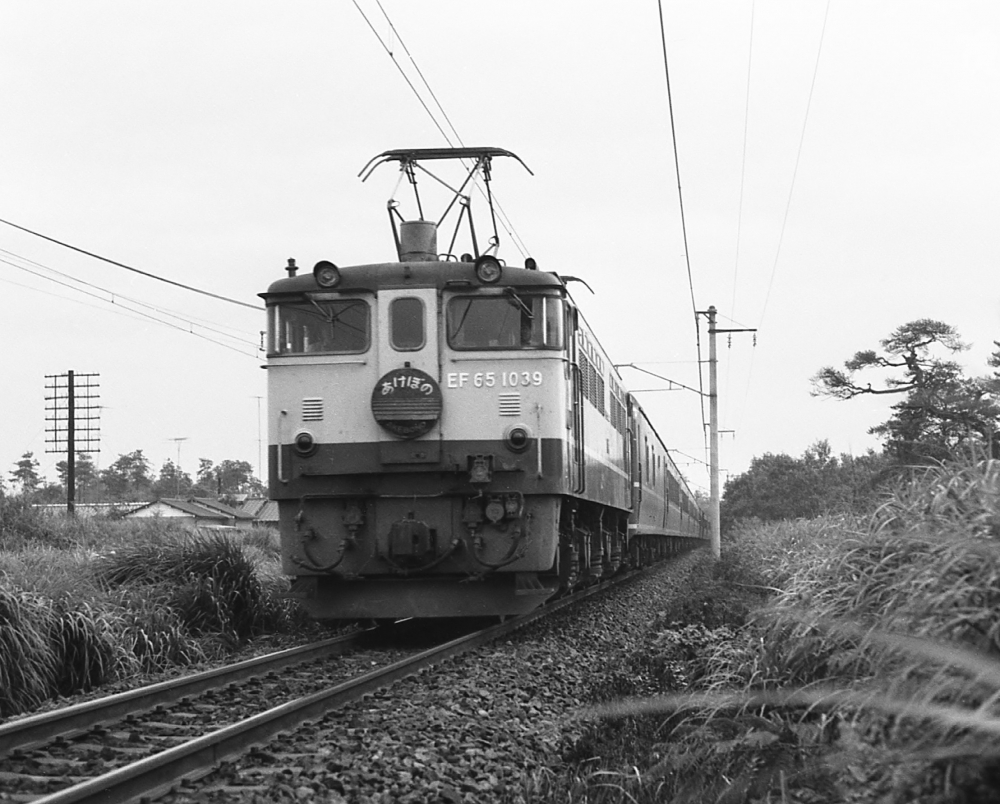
[498,393,521,417]
[302,398,324,421]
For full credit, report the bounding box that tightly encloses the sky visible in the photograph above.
[1,1,998,496]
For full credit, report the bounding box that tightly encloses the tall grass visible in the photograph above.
[0,588,59,714]
[98,529,302,640]
[0,507,304,718]
[570,458,1000,802]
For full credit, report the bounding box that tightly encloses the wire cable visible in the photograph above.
[0,247,258,344]
[724,1,756,429]
[0,258,260,358]
[758,0,831,325]
[656,0,708,456]
[0,216,263,311]
[730,0,756,325]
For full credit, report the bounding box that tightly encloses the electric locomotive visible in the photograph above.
[261,148,706,619]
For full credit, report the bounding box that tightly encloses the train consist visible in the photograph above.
[262,148,707,619]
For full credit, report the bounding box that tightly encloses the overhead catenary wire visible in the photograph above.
[724,1,756,431]
[733,0,831,439]
[656,0,708,458]
[757,0,831,326]
[351,0,530,259]
[373,0,464,149]
[351,0,457,147]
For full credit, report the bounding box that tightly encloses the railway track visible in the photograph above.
[0,570,646,804]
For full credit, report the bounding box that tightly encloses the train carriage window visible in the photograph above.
[447,294,564,350]
[269,298,370,355]
[390,297,425,350]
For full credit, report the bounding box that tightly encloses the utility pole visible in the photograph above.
[707,308,721,559]
[697,307,755,559]
[45,371,101,515]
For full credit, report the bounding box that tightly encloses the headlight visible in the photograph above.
[313,260,341,288]
[474,255,502,284]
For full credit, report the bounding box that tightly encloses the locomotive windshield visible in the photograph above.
[269,298,370,355]
[447,294,564,350]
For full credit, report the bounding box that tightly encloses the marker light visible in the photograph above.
[504,424,532,453]
[474,255,502,284]
[293,430,317,456]
[313,260,341,288]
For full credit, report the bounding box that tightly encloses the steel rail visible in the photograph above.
[0,630,368,756]
[30,569,649,804]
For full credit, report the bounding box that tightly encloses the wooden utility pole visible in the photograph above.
[67,371,75,514]
[45,371,101,515]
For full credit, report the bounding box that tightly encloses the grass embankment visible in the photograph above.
[538,459,1000,803]
[0,501,307,718]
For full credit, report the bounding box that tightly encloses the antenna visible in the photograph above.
[167,437,188,497]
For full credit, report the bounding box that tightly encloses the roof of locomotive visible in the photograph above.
[261,260,566,298]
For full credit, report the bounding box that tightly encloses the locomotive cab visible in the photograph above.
[263,258,573,618]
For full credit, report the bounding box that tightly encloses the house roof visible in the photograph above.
[127,498,229,520]
[189,497,255,520]
[238,498,279,523]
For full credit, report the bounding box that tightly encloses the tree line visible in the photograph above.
[5,450,265,505]
[723,319,1000,526]
[6,319,995,520]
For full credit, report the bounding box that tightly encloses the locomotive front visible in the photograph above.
[262,149,574,618]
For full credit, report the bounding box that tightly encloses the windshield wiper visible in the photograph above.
[503,287,534,318]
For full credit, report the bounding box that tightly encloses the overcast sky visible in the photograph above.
[2,2,998,496]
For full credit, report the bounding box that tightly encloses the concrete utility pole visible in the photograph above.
[707,307,721,559]
[698,307,755,559]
